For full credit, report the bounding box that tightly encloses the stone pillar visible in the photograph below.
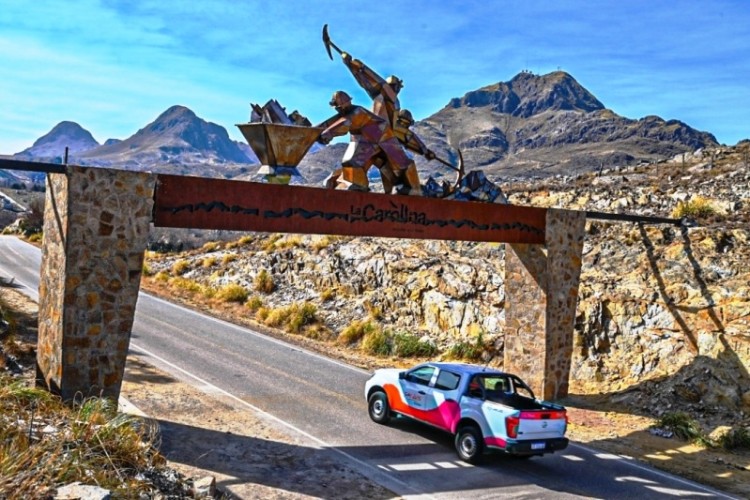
[37,166,155,401]
[504,208,585,400]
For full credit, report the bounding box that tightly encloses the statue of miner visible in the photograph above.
[318,90,422,194]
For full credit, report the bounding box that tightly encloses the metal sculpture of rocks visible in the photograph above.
[451,170,509,204]
[237,100,321,184]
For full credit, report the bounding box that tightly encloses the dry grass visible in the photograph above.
[338,320,377,346]
[170,259,190,276]
[671,196,716,219]
[215,283,248,303]
[0,375,177,498]
[261,302,319,334]
[221,253,238,266]
[254,270,275,294]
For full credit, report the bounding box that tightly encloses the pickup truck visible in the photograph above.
[364,362,568,463]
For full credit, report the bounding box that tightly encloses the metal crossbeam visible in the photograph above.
[0,158,67,174]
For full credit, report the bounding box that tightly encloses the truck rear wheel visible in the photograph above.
[455,424,484,463]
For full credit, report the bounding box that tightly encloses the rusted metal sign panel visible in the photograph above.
[153,175,546,244]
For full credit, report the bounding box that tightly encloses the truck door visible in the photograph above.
[399,365,436,414]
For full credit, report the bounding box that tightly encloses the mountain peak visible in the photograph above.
[78,105,253,166]
[448,70,604,117]
[157,105,197,120]
[14,121,99,158]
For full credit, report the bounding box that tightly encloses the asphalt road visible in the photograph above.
[0,235,736,499]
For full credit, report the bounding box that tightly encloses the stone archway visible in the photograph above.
[35,166,585,401]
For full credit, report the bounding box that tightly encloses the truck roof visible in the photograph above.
[423,362,506,376]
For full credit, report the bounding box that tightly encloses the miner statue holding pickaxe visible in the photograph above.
[322,25,464,193]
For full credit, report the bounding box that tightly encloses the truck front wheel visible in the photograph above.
[368,391,391,424]
[455,424,484,463]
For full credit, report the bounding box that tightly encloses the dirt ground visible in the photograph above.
[3,284,749,499]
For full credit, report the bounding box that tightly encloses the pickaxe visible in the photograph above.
[433,149,465,189]
[322,24,344,60]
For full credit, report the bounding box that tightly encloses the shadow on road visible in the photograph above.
[151,413,731,499]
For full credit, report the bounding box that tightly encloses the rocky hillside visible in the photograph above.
[145,142,750,436]
[411,71,720,181]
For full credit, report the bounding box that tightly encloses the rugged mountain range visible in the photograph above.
[410,71,720,179]
[5,71,728,184]
[8,106,258,179]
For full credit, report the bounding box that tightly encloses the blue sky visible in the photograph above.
[1,1,749,155]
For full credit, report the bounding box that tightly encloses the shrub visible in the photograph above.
[262,306,289,328]
[718,426,750,450]
[261,234,282,252]
[364,301,383,320]
[671,196,716,219]
[255,306,270,322]
[200,241,221,252]
[261,302,318,334]
[287,302,317,333]
[362,329,391,356]
[18,198,44,236]
[27,233,43,243]
[303,324,334,341]
[202,256,217,268]
[169,277,203,294]
[311,236,332,251]
[338,320,377,345]
[221,253,238,265]
[254,269,275,294]
[154,271,169,282]
[215,283,248,303]
[654,412,704,442]
[141,262,154,276]
[447,336,486,362]
[277,235,302,249]
[319,288,336,302]
[245,296,264,311]
[171,259,190,276]
[393,332,437,358]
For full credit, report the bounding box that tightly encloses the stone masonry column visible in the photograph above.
[504,208,586,400]
[36,166,155,401]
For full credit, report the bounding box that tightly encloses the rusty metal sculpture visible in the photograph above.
[323,25,464,190]
[237,100,322,184]
[318,90,421,194]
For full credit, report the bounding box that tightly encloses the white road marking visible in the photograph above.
[569,443,736,498]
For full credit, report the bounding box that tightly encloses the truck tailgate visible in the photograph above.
[517,410,567,440]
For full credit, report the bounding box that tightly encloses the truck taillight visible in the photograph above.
[506,416,520,438]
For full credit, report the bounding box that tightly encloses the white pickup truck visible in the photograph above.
[364,362,569,463]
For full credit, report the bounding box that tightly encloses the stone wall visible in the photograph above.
[504,208,586,400]
[37,166,155,401]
